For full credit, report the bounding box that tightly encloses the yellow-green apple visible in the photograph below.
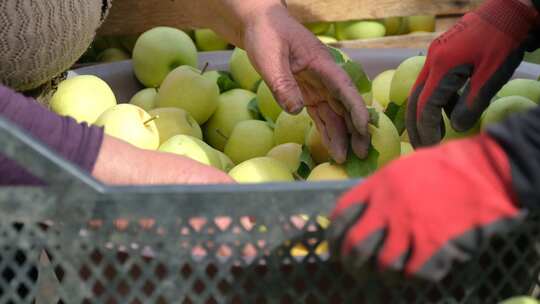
[496,79,540,103]
[442,111,480,142]
[228,157,294,183]
[132,27,198,87]
[383,17,403,36]
[50,75,116,124]
[481,96,537,130]
[307,162,349,181]
[335,21,386,41]
[406,15,436,32]
[129,88,157,111]
[400,142,414,156]
[155,65,219,124]
[305,125,331,164]
[148,107,202,144]
[317,36,338,44]
[225,120,275,164]
[158,134,222,169]
[304,22,331,34]
[267,143,302,173]
[95,104,160,150]
[215,150,235,172]
[274,109,312,145]
[372,69,396,109]
[97,48,130,62]
[256,81,283,122]
[204,89,257,151]
[389,56,426,105]
[194,29,229,51]
[229,47,261,91]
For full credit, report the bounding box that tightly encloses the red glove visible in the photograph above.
[328,134,526,280]
[407,0,538,148]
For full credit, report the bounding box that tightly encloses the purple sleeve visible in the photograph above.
[0,85,104,186]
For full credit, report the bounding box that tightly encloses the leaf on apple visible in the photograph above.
[327,47,346,64]
[248,97,264,120]
[217,71,240,93]
[341,61,372,95]
[368,108,379,128]
[345,145,379,178]
[384,102,406,134]
[297,146,315,179]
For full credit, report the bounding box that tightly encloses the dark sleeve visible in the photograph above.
[487,105,540,209]
[0,85,104,186]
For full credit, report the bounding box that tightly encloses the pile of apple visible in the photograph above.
[55,26,540,184]
[307,15,436,44]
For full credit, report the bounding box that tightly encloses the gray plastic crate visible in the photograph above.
[1,49,540,303]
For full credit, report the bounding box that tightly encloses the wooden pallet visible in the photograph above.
[98,0,482,48]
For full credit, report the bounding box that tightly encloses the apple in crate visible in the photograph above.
[267,143,303,173]
[159,135,222,169]
[50,75,116,124]
[155,65,219,124]
[194,29,229,51]
[481,96,537,130]
[225,120,275,164]
[273,109,312,145]
[257,81,283,123]
[229,157,294,183]
[307,163,349,181]
[229,47,261,91]
[95,104,160,150]
[132,27,198,88]
[129,88,157,112]
[148,108,203,145]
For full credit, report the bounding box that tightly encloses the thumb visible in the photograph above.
[249,47,304,114]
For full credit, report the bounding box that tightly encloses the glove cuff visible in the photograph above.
[474,0,538,41]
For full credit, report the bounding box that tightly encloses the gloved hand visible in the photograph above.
[328,133,525,281]
[407,0,538,148]
[241,4,370,163]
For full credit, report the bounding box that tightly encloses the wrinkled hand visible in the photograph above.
[242,5,369,163]
[328,134,524,281]
[407,0,538,148]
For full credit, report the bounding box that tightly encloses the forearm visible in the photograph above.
[184,0,285,47]
[487,106,540,209]
[91,135,234,185]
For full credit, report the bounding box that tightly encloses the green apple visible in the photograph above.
[497,79,540,103]
[305,125,331,164]
[400,142,414,156]
[370,109,401,167]
[500,297,539,304]
[204,89,257,151]
[372,69,396,109]
[389,56,427,105]
[228,157,294,183]
[407,15,436,32]
[159,134,222,168]
[132,27,198,87]
[307,162,349,181]
[383,17,403,36]
[194,29,229,51]
[335,21,386,41]
[305,22,331,35]
[95,104,160,150]
[155,65,219,124]
[229,47,261,91]
[50,75,116,124]
[148,107,202,144]
[215,150,235,172]
[129,88,157,111]
[481,96,537,130]
[257,81,283,122]
[274,109,313,145]
[267,143,303,173]
[317,36,338,44]
[202,70,221,84]
[225,120,275,164]
[442,111,480,142]
[97,48,130,62]
[401,129,410,142]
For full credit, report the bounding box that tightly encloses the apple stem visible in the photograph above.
[201,62,209,74]
[216,129,229,140]
[144,115,159,126]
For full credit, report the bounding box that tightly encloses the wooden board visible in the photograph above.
[98,0,481,36]
[332,32,438,49]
